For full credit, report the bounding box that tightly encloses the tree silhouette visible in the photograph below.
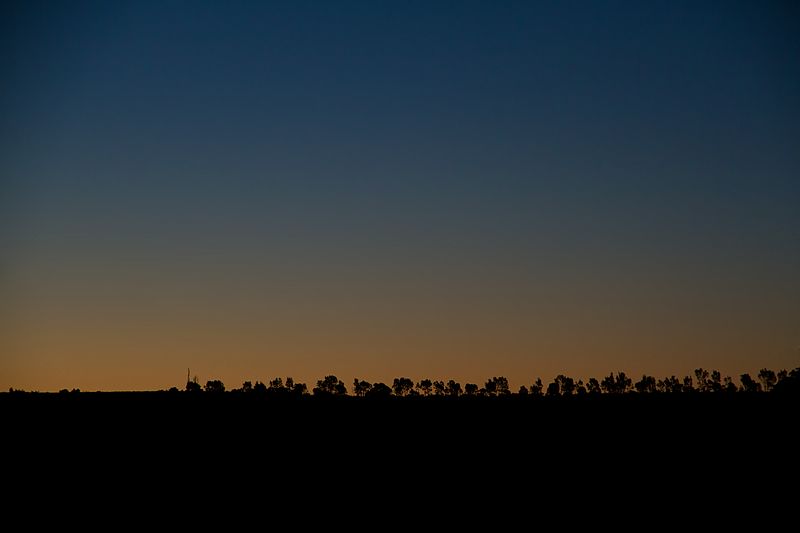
[366,382,392,398]
[353,379,372,397]
[484,376,510,397]
[615,372,631,393]
[601,373,631,394]
[758,369,777,392]
[710,370,724,393]
[392,377,415,397]
[695,368,711,393]
[314,375,347,396]
[658,376,682,394]
[30,366,800,400]
[186,376,202,393]
[600,374,614,394]
[205,380,225,393]
[723,376,737,393]
[739,373,760,393]
[554,375,575,396]
[445,380,462,397]
[268,377,285,395]
[773,368,800,394]
[416,379,432,396]
[635,375,656,394]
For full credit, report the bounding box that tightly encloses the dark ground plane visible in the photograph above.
[3,391,797,513]
[5,391,796,458]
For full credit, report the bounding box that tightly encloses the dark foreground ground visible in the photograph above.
[4,392,796,514]
[5,392,796,458]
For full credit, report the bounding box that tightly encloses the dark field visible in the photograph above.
[4,391,796,514]
[6,391,795,460]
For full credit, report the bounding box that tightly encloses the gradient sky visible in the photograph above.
[2,0,799,391]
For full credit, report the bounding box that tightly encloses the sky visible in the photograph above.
[1,0,799,391]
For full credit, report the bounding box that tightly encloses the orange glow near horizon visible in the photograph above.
[3,251,797,391]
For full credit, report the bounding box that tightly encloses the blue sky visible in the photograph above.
[2,1,799,390]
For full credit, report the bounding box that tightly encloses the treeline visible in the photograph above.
[168,367,800,397]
